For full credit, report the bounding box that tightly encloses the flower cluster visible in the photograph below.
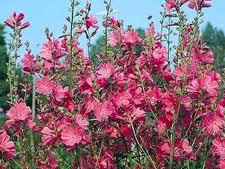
[5,12,30,31]
[165,0,211,11]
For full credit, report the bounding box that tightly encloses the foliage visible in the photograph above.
[0,25,9,112]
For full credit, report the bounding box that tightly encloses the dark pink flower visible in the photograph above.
[212,138,225,159]
[157,142,170,160]
[0,131,16,160]
[156,112,173,134]
[107,16,121,28]
[120,125,132,139]
[79,73,94,95]
[96,148,116,169]
[85,15,98,29]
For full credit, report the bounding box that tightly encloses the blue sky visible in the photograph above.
[0,0,225,56]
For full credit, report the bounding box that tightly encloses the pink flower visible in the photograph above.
[152,43,167,69]
[36,76,55,95]
[146,24,155,37]
[96,63,115,87]
[79,73,94,95]
[63,92,75,113]
[7,102,31,121]
[131,107,146,122]
[76,114,89,129]
[113,90,132,108]
[123,31,143,46]
[202,112,225,136]
[188,0,211,9]
[192,46,214,64]
[94,101,114,122]
[75,28,85,33]
[187,79,200,94]
[40,39,67,61]
[146,87,161,103]
[180,0,189,4]
[5,12,30,30]
[200,74,218,97]
[5,13,30,30]
[187,74,219,97]
[175,139,195,160]
[85,15,98,29]
[22,53,40,74]
[52,84,67,102]
[61,126,84,146]
[103,125,119,138]
[156,113,173,134]
[219,160,225,169]
[202,104,225,136]
[120,125,132,139]
[0,131,16,160]
[212,138,225,159]
[107,16,121,28]
[96,63,115,80]
[157,142,170,160]
[96,148,116,169]
[108,29,124,47]
[165,0,176,11]
[41,127,58,146]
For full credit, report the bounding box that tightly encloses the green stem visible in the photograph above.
[12,159,23,169]
[167,11,171,63]
[104,0,112,60]
[69,0,75,92]
[32,75,36,119]
[169,101,181,169]
[30,75,36,154]
[130,121,157,169]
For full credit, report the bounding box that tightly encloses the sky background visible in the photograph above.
[0,0,225,56]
